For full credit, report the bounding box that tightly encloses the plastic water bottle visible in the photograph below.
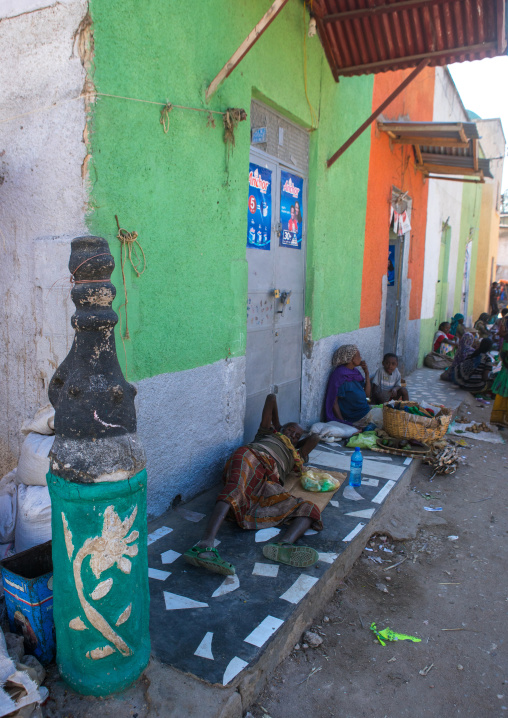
[349,447,363,487]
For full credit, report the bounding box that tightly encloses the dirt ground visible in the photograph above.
[251,393,508,718]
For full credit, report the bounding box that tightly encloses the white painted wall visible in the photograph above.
[421,68,469,322]
[0,0,88,474]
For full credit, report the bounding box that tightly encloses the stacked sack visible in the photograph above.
[0,405,54,558]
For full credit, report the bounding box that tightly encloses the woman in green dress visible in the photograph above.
[491,327,508,426]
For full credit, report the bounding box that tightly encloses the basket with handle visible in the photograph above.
[382,401,452,443]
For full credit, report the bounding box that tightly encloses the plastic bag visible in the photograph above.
[15,485,52,554]
[0,470,17,544]
[21,404,55,436]
[16,433,55,487]
[300,469,342,493]
[310,421,360,440]
[346,431,378,450]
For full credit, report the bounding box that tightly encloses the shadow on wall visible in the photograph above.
[134,357,246,519]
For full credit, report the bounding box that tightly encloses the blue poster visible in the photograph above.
[247,163,272,250]
[387,245,395,286]
[280,171,304,249]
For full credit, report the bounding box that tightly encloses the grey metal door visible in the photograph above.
[245,150,307,442]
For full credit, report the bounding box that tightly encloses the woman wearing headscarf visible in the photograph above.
[491,335,508,426]
[450,338,493,394]
[450,313,465,338]
[325,345,382,429]
[474,313,491,339]
[440,332,475,382]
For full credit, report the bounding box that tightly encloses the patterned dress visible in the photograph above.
[216,429,322,531]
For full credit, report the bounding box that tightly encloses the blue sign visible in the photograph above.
[388,245,395,286]
[251,127,267,144]
[280,171,304,249]
[247,163,272,251]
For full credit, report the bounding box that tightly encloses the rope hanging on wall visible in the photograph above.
[114,215,146,343]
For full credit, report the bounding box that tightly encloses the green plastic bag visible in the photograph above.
[346,431,377,450]
[300,469,341,493]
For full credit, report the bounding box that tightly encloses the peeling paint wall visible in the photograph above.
[0,0,89,473]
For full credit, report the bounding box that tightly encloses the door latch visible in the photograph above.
[274,221,282,237]
[271,289,291,314]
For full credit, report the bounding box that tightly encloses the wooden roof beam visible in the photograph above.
[205,0,290,102]
[336,41,497,75]
[473,138,479,172]
[322,0,452,22]
[327,58,430,168]
[387,137,470,148]
[425,174,485,184]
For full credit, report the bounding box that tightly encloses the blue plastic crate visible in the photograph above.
[1,540,55,664]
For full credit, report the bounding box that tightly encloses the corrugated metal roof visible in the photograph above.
[312,0,507,79]
[377,120,493,179]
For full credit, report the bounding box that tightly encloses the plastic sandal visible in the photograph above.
[262,542,319,568]
[183,546,235,575]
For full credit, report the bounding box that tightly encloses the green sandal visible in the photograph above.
[183,546,235,576]
[262,542,319,568]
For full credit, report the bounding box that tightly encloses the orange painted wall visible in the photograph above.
[360,67,435,328]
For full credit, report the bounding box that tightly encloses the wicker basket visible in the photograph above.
[382,401,452,443]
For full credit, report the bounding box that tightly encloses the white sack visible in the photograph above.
[21,404,55,436]
[0,470,17,544]
[310,421,360,439]
[16,434,55,487]
[15,485,52,555]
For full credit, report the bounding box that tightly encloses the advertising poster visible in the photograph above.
[247,163,272,250]
[387,245,395,286]
[279,170,304,249]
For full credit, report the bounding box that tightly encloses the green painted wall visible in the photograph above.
[87,0,374,381]
[418,316,436,366]
[453,182,483,318]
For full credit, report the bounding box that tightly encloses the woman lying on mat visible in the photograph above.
[184,394,321,576]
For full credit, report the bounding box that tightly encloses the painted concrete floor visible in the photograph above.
[144,367,466,689]
[404,366,469,410]
[146,444,411,687]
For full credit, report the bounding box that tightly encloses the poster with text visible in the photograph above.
[279,171,304,249]
[247,163,272,250]
[387,245,395,286]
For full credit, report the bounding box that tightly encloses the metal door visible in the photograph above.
[245,150,307,442]
[384,232,403,355]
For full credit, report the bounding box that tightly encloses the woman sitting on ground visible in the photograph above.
[449,338,493,394]
[433,321,457,355]
[184,394,321,576]
[450,313,465,339]
[325,344,382,429]
[491,336,508,426]
[440,332,475,382]
[474,313,491,339]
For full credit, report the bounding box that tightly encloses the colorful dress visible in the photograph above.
[491,342,508,424]
[451,352,493,393]
[216,428,322,531]
[325,365,370,425]
[433,331,455,354]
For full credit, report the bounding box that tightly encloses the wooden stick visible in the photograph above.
[327,59,429,168]
[206,0,290,102]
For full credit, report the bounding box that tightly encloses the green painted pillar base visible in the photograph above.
[47,470,150,696]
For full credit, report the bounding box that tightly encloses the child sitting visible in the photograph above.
[433,321,457,355]
[371,353,409,404]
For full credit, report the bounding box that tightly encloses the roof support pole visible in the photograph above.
[205,0,291,102]
[326,58,430,169]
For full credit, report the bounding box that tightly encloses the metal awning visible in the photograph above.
[312,0,507,79]
[377,121,493,182]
